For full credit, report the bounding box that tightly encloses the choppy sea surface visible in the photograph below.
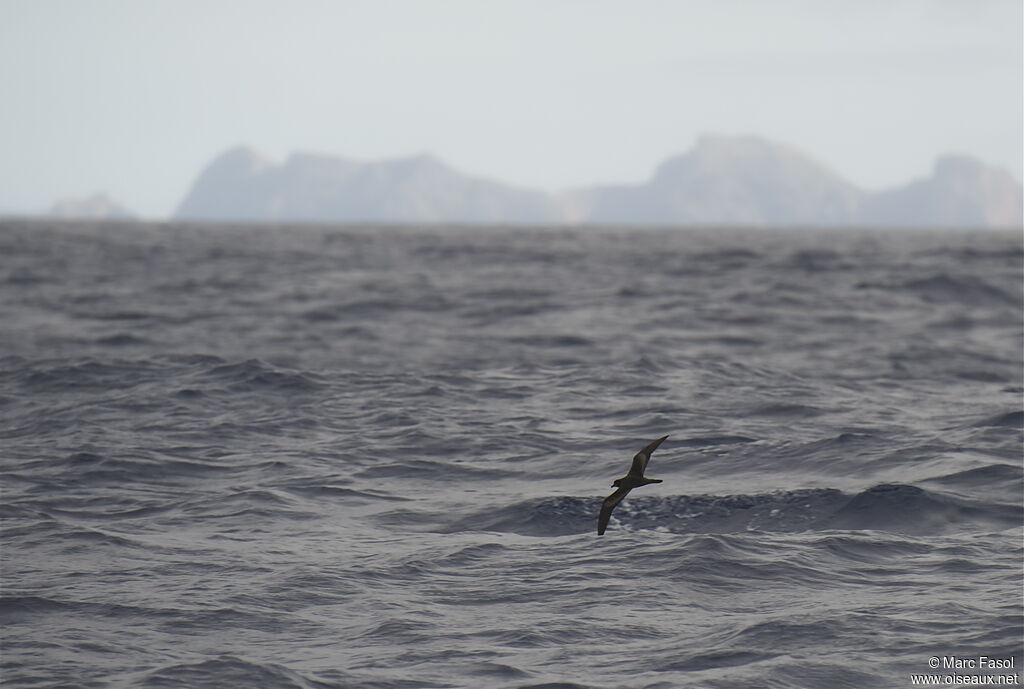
[1,220,1021,689]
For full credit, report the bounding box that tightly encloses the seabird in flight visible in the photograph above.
[597,435,668,535]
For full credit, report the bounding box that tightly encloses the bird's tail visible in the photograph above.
[642,478,662,485]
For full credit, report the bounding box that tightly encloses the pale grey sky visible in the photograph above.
[1,0,1021,217]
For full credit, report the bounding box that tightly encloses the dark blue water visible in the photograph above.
[1,220,1021,688]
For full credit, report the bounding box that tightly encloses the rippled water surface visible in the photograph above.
[1,221,1021,688]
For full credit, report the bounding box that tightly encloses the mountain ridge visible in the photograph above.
[174,136,1022,228]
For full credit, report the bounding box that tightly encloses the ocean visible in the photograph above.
[1,220,1021,689]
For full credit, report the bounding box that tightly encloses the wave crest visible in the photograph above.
[445,484,1020,537]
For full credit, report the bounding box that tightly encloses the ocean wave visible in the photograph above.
[0,594,177,625]
[140,655,348,689]
[857,273,1021,306]
[973,410,1024,428]
[921,462,1023,490]
[440,485,1020,537]
[201,359,327,392]
[17,358,163,392]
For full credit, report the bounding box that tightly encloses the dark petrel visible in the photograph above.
[597,435,668,535]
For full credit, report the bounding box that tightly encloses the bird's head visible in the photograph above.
[611,478,623,488]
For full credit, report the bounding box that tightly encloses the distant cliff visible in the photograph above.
[174,137,1022,228]
[855,155,1023,228]
[175,147,566,224]
[569,135,863,226]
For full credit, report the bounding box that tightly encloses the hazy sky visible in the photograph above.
[2,0,1021,217]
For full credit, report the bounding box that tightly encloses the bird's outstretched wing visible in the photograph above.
[597,486,631,535]
[628,434,669,478]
